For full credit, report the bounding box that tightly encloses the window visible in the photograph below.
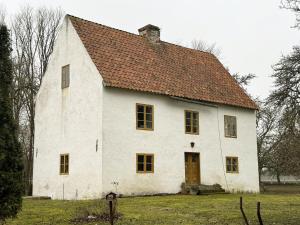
[224,115,237,138]
[60,154,69,175]
[61,65,70,89]
[185,110,199,134]
[136,104,154,130]
[136,154,154,173]
[226,157,239,173]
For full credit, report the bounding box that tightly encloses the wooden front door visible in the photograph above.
[185,153,200,185]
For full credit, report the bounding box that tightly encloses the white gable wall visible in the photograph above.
[33,17,103,200]
[102,88,259,195]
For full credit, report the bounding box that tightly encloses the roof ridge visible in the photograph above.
[67,14,214,58]
[67,14,144,39]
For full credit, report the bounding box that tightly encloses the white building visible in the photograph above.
[33,15,260,200]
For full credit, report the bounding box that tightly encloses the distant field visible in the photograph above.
[262,183,300,194]
[5,193,300,225]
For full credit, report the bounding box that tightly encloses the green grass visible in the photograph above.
[5,194,300,225]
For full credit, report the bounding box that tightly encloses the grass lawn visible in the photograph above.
[5,194,300,225]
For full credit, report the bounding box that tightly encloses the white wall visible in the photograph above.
[33,17,104,200]
[102,88,259,195]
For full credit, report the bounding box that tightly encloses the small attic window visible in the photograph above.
[60,154,69,175]
[224,115,237,138]
[61,65,70,89]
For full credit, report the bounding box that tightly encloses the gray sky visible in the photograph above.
[1,0,300,99]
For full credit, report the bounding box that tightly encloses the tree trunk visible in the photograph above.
[276,171,281,184]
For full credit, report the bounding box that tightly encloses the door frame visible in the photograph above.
[184,152,201,185]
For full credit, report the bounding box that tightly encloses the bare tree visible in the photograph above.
[232,73,256,88]
[267,129,300,182]
[255,100,298,184]
[281,0,300,28]
[269,46,300,112]
[268,45,300,150]
[262,45,300,182]
[11,6,63,195]
[256,100,278,182]
[0,4,6,25]
[256,1,300,183]
[191,39,221,58]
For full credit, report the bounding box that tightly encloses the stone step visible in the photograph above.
[182,183,226,195]
[23,196,51,200]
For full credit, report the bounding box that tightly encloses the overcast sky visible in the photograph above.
[1,0,300,99]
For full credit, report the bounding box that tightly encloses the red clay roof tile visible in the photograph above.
[68,15,257,110]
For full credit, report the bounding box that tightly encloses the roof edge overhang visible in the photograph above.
[103,83,259,111]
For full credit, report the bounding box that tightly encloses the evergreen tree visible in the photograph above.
[0,24,23,222]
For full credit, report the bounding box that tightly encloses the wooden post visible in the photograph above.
[106,192,117,225]
[109,200,113,225]
[257,202,263,225]
[240,197,249,225]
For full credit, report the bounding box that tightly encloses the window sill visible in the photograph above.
[136,171,154,174]
[185,132,199,135]
[225,135,237,138]
[136,128,154,131]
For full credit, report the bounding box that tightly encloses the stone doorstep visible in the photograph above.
[184,184,226,195]
[23,196,51,200]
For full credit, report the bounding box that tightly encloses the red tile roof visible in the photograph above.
[68,15,257,110]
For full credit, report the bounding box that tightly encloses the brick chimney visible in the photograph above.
[138,24,160,43]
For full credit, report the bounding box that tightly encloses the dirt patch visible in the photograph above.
[71,212,122,224]
[70,199,121,224]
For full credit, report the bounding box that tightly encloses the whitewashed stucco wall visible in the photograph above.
[102,88,259,195]
[33,17,103,200]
